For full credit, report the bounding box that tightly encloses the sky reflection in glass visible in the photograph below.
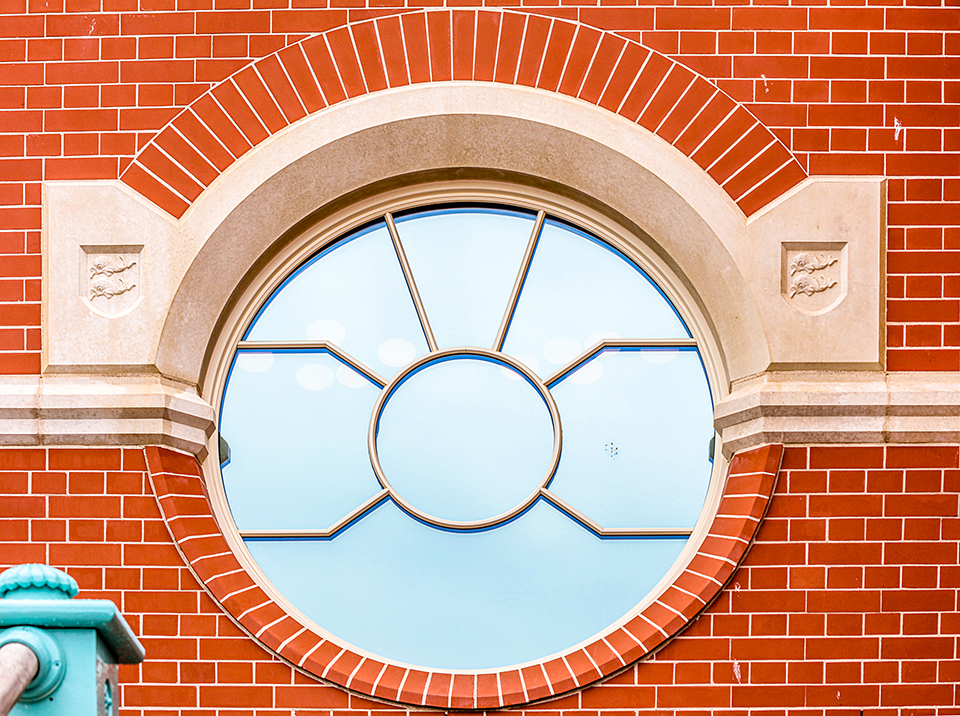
[504,220,689,378]
[394,207,534,349]
[221,351,382,531]
[245,222,428,378]
[548,349,713,529]
[221,203,715,672]
[376,356,554,523]
[246,500,685,670]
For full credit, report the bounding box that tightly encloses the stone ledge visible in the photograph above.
[716,371,960,456]
[2,370,956,460]
[0,375,215,458]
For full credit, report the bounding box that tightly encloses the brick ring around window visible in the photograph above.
[146,443,781,709]
[145,194,783,709]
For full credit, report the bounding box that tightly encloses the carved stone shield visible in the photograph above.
[781,242,846,315]
[82,245,142,317]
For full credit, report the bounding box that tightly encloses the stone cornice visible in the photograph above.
[716,371,960,456]
[0,370,956,459]
[0,374,214,458]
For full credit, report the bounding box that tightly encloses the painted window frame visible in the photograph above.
[199,182,739,692]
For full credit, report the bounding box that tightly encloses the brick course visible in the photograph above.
[2,0,959,710]
[114,10,803,220]
[0,1,958,371]
[1,444,959,712]
[143,444,782,709]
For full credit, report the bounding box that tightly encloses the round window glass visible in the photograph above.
[218,204,715,671]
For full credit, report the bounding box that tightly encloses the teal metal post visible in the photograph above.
[0,565,145,716]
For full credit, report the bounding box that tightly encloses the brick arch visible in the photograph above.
[146,444,782,710]
[120,9,805,220]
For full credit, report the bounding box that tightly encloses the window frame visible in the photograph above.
[202,180,731,680]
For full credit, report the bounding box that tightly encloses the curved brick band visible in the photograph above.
[119,9,806,221]
[145,444,783,709]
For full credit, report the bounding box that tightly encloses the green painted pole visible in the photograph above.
[0,564,145,716]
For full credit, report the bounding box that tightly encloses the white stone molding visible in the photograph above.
[0,371,956,457]
[44,83,772,386]
[43,84,885,384]
[82,247,142,317]
[0,375,214,457]
[716,371,960,456]
[745,177,884,368]
[43,181,184,370]
[39,82,893,454]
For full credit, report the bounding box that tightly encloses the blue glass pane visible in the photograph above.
[220,351,383,531]
[245,222,429,378]
[224,204,718,672]
[548,348,713,530]
[376,357,554,524]
[246,500,686,670]
[503,220,689,378]
[394,207,535,349]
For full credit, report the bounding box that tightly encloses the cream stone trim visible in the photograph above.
[744,177,885,369]
[37,81,892,456]
[45,83,770,385]
[44,84,885,388]
[0,375,214,457]
[0,370,955,458]
[42,181,183,371]
[716,371,960,456]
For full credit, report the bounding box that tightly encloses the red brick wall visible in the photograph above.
[2,0,959,711]
[0,2,958,372]
[117,11,806,219]
[144,445,783,709]
[2,444,959,712]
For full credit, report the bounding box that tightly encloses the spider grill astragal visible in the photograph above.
[217,202,716,671]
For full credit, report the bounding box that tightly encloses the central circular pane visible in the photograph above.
[375,356,555,524]
[222,204,716,676]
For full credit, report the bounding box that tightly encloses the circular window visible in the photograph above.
[216,201,717,673]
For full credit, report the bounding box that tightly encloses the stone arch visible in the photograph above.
[119,9,805,219]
